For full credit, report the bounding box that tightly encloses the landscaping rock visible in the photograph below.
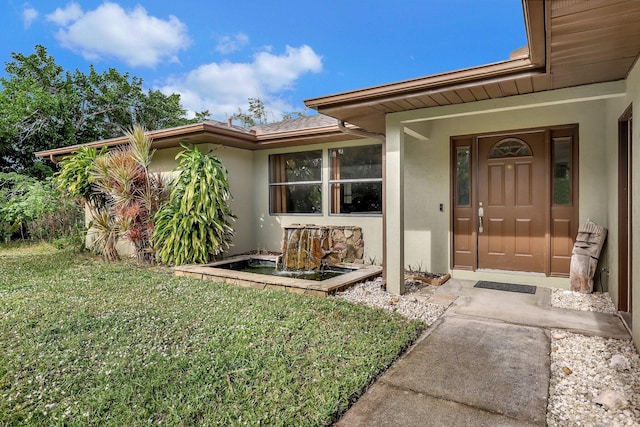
[593,390,628,411]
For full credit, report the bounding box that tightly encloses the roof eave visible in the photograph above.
[253,124,368,149]
[35,122,369,161]
[304,0,546,112]
[305,58,543,110]
[35,122,258,160]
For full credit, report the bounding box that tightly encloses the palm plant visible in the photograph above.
[89,125,167,263]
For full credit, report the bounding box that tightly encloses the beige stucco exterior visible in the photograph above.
[615,59,640,346]
[251,138,383,263]
[383,81,624,286]
[381,66,639,346]
[150,144,256,255]
[146,138,385,264]
[116,68,637,350]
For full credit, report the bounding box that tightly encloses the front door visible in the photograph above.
[451,126,578,275]
[477,132,548,273]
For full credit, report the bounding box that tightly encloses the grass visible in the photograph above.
[0,243,423,426]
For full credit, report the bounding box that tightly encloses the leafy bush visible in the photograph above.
[153,144,235,265]
[0,172,83,243]
[55,146,105,204]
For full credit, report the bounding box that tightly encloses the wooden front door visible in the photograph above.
[451,126,578,276]
[477,132,548,272]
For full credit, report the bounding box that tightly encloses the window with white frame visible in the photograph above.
[269,150,322,214]
[329,145,382,215]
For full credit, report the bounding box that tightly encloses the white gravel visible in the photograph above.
[333,277,448,325]
[336,281,640,426]
[549,289,639,426]
[551,288,618,313]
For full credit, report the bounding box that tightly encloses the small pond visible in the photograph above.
[174,254,383,297]
[216,258,351,281]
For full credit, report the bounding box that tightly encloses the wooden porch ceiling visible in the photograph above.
[305,0,640,134]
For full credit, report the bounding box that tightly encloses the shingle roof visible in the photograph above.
[35,114,359,160]
[204,119,253,134]
[251,114,337,135]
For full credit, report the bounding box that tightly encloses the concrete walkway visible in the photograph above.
[336,279,630,426]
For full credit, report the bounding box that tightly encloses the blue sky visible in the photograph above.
[1,1,526,121]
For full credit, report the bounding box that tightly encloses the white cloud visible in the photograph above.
[46,2,191,68]
[22,7,39,29]
[46,2,82,26]
[216,33,249,55]
[160,45,322,120]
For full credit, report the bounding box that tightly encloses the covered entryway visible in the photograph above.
[452,126,578,276]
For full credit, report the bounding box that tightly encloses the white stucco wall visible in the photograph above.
[387,81,626,288]
[251,139,384,265]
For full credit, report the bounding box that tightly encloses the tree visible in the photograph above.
[0,45,76,178]
[229,98,270,127]
[229,98,307,127]
[0,45,206,177]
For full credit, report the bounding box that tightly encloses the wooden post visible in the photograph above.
[569,220,607,293]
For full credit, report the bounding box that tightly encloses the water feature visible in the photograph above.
[217,258,350,281]
[280,225,364,270]
[173,225,374,296]
[174,254,382,297]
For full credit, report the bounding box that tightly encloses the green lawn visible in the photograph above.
[0,244,423,426]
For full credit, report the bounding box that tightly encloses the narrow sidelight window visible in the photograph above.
[456,147,471,206]
[552,137,572,205]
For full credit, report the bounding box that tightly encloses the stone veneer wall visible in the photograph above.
[281,224,364,270]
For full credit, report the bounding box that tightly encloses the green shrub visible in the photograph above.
[54,146,105,204]
[0,173,83,242]
[153,144,235,265]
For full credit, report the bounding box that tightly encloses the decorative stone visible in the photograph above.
[593,390,628,411]
[332,230,345,241]
[334,242,347,251]
[280,225,364,270]
[610,355,631,371]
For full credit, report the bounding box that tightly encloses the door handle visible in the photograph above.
[478,202,484,234]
